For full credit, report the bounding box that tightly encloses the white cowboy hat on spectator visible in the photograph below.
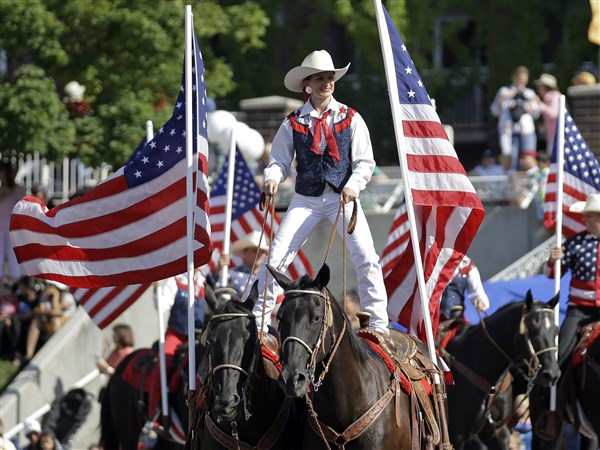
[534,73,558,90]
[23,418,41,435]
[569,193,600,214]
[284,50,350,92]
[230,231,269,257]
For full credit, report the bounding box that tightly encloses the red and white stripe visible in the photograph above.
[385,103,485,342]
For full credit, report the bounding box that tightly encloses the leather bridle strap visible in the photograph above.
[205,398,291,450]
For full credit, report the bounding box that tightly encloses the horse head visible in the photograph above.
[517,290,560,388]
[269,263,346,398]
[202,284,258,422]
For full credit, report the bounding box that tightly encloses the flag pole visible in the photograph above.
[550,94,566,411]
[373,0,438,371]
[147,118,171,423]
[184,4,196,393]
[219,125,238,289]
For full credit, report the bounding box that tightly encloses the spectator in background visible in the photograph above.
[571,71,597,86]
[96,323,134,376]
[23,280,76,364]
[469,149,505,176]
[0,159,26,286]
[37,431,63,450]
[22,418,41,450]
[0,418,17,450]
[490,66,540,171]
[10,277,44,367]
[534,73,561,155]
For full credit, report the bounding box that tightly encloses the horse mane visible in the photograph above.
[213,296,254,316]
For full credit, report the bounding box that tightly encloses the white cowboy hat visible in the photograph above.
[533,73,558,90]
[569,193,600,214]
[284,50,350,93]
[230,231,269,257]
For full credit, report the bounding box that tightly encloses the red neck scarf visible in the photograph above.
[310,110,340,163]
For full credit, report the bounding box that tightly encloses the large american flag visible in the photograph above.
[208,149,313,279]
[543,110,600,237]
[10,31,212,289]
[378,4,485,342]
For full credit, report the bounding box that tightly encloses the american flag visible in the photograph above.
[543,110,600,237]
[10,30,212,289]
[380,197,409,277]
[207,149,313,279]
[377,4,485,342]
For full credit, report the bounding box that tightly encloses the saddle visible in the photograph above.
[123,349,156,392]
[557,321,600,440]
[357,328,442,448]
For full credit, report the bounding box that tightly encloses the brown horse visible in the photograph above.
[271,264,444,450]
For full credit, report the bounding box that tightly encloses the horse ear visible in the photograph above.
[315,264,330,290]
[547,292,559,309]
[204,284,223,312]
[267,265,293,291]
[524,290,533,310]
[243,281,258,310]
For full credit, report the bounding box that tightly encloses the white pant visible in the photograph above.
[253,192,389,333]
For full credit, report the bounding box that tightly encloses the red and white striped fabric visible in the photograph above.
[378,5,485,342]
[73,284,151,329]
[207,150,313,279]
[9,31,212,289]
[380,198,409,277]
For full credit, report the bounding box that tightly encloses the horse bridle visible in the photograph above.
[279,289,345,391]
[202,312,258,421]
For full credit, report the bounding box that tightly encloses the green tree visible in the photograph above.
[0,0,269,167]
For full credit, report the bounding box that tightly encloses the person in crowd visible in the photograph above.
[0,160,26,286]
[210,230,269,298]
[23,281,76,363]
[10,277,44,367]
[543,193,600,450]
[37,431,63,450]
[95,323,134,376]
[571,71,597,86]
[254,49,390,335]
[0,418,17,450]
[490,66,540,171]
[146,271,205,431]
[469,149,505,176]
[534,73,561,155]
[439,255,490,322]
[22,418,41,450]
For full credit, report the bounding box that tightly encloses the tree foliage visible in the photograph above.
[0,0,269,167]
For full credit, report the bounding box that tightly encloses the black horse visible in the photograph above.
[529,322,599,450]
[271,264,444,450]
[188,285,302,450]
[441,291,560,450]
[100,345,196,449]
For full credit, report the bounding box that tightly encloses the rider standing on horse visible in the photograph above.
[254,50,390,335]
[439,255,490,322]
[545,193,600,372]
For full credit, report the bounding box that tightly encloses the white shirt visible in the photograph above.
[263,97,375,195]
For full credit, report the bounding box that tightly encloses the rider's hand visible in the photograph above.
[473,298,489,312]
[341,187,357,204]
[217,253,231,271]
[548,247,563,265]
[263,180,278,197]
